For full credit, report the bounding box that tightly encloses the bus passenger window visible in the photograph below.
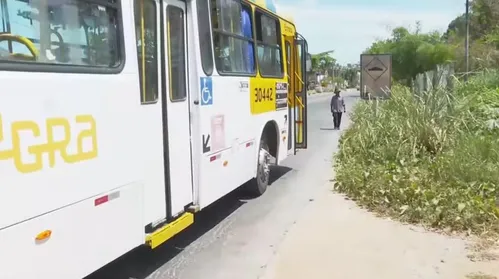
[0,0,120,68]
[255,11,283,77]
[211,0,255,75]
[167,6,186,101]
[135,0,158,103]
[196,0,213,76]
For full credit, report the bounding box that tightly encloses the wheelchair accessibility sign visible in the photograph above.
[200,77,213,106]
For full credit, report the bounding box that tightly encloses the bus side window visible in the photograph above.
[134,0,158,103]
[167,6,186,101]
[254,11,283,78]
[0,0,120,68]
[196,0,214,76]
[210,0,255,75]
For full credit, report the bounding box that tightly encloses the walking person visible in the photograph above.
[330,87,346,130]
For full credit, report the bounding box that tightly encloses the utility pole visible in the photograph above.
[464,0,470,81]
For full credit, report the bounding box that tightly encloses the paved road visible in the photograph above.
[86,91,360,279]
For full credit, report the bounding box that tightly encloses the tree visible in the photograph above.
[470,0,499,40]
[311,50,336,75]
[442,0,499,72]
[337,63,359,87]
[444,14,466,41]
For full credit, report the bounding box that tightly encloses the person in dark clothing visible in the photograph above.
[330,87,346,130]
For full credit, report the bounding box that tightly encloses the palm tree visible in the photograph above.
[311,50,336,75]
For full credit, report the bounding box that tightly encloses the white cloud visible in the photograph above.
[276,2,462,64]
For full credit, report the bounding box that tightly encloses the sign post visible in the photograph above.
[360,54,392,99]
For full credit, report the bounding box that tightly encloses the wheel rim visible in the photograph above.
[257,147,270,185]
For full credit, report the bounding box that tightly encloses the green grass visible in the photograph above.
[334,70,499,234]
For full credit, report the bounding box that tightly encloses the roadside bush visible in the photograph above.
[334,70,499,234]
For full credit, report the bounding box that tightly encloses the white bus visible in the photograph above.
[0,0,309,277]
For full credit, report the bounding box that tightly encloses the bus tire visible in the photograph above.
[246,138,270,196]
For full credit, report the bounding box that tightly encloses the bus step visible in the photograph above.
[145,212,194,249]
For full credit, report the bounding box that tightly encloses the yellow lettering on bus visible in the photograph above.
[281,22,294,36]
[0,114,98,173]
[12,120,43,173]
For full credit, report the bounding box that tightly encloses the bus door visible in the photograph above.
[294,33,308,151]
[284,37,294,152]
[161,0,193,217]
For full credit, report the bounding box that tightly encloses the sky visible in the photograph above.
[275,0,465,65]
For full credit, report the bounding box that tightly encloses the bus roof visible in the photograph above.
[248,0,295,23]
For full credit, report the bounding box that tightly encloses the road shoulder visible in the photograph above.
[261,185,499,279]
[261,93,499,279]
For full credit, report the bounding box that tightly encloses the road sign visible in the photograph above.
[360,54,392,99]
[200,77,213,106]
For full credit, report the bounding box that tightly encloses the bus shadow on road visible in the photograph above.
[85,192,247,279]
[269,165,292,185]
[85,165,292,279]
[230,165,292,202]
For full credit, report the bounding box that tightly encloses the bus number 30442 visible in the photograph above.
[254,88,273,102]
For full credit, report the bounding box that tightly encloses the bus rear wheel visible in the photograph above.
[246,139,270,196]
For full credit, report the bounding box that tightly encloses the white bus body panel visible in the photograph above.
[0,182,144,279]
[196,76,255,208]
[0,2,166,277]
[0,70,144,229]
[194,74,288,209]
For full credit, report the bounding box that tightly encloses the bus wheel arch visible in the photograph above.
[245,121,279,197]
[260,120,279,160]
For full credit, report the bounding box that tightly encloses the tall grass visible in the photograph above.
[334,70,499,234]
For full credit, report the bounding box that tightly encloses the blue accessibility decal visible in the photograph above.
[200,77,213,106]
